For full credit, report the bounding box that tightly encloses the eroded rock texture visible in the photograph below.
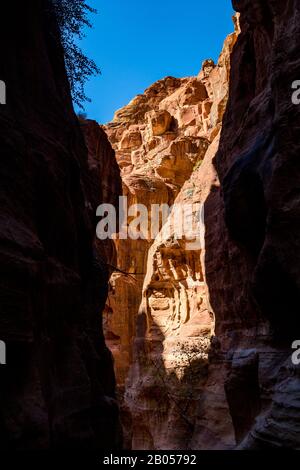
[107,0,300,451]
[104,19,240,449]
[104,25,238,391]
[0,2,121,449]
[124,23,239,451]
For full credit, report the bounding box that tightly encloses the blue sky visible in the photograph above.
[77,0,234,123]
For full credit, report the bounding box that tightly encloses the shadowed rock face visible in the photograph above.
[210,0,300,449]
[0,2,121,449]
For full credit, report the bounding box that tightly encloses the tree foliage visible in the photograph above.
[50,0,100,108]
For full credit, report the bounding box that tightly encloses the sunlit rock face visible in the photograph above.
[106,0,300,452]
[125,0,300,451]
[123,24,239,451]
[103,17,239,449]
[0,2,121,449]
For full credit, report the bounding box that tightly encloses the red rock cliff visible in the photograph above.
[126,0,300,450]
[104,59,235,385]
[0,2,121,449]
[123,22,239,450]
[103,19,239,449]
[105,0,300,451]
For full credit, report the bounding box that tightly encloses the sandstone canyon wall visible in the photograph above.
[104,0,300,451]
[104,18,240,449]
[2,0,299,452]
[103,34,238,385]
[0,2,121,449]
[123,22,240,451]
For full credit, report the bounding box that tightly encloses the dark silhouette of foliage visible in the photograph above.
[50,0,100,108]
